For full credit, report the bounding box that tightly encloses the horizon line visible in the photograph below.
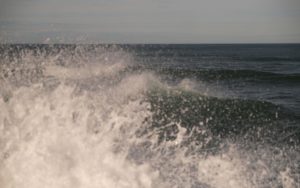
[1,42,300,45]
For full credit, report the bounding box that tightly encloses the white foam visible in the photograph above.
[280,168,297,188]
[44,62,127,80]
[198,146,251,188]
[0,82,160,188]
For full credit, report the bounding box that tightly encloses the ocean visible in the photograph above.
[0,44,299,188]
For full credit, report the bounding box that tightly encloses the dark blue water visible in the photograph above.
[130,44,300,111]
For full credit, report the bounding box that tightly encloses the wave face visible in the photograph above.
[0,44,300,188]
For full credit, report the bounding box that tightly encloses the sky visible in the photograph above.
[0,0,299,43]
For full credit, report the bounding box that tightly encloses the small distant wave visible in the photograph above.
[152,68,300,83]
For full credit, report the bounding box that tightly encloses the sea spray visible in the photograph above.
[0,76,160,188]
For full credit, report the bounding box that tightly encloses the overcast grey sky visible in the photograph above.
[0,0,299,43]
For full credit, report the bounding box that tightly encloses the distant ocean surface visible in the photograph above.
[0,44,300,188]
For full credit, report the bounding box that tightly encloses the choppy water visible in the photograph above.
[0,44,300,188]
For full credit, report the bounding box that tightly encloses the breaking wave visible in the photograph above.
[0,45,299,188]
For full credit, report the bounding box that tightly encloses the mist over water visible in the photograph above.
[0,44,299,188]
